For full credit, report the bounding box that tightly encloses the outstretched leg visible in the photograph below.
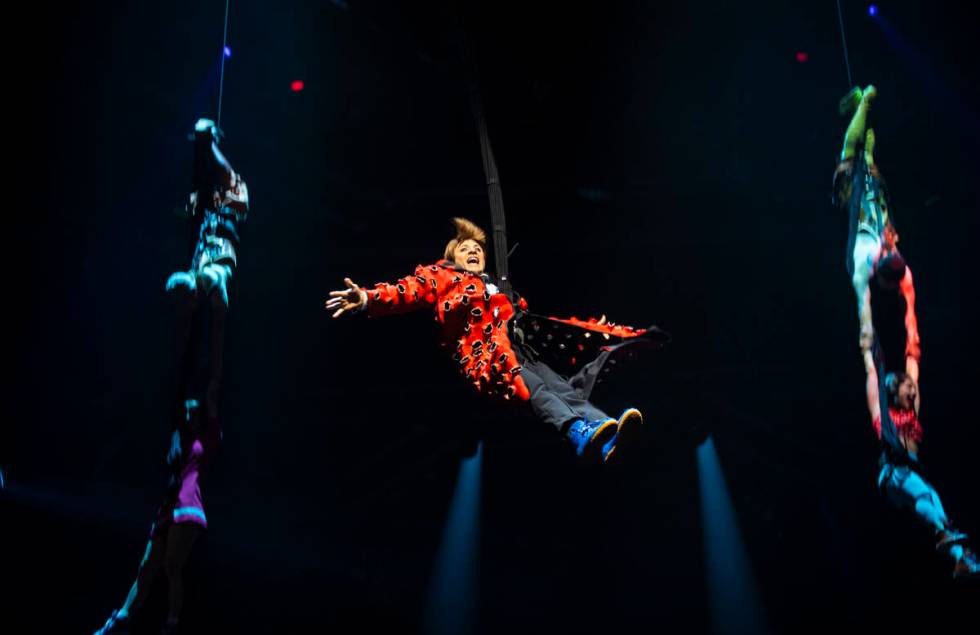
[166,271,199,421]
[161,523,204,630]
[842,86,881,351]
[879,464,978,576]
[880,465,949,531]
[840,85,877,161]
[519,357,616,460]
[95,527,168,633]
[852,233,880,351]
[520,358,609,432]
[166,271,199,358]
[198,263,232,419]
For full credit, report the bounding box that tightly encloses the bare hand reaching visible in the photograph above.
[325,278,368,318]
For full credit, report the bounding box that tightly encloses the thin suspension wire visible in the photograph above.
[835,0,854,87]
[217,0,231,129]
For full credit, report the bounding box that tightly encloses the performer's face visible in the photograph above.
[454,239,485,274]
[896,376,917,410]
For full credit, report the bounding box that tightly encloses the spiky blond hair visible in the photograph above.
[443,217,487,260]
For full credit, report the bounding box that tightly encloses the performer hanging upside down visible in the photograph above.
[95,119,244,634]
[326,218,668,463]
[166,118,249,422]
[839,88,979,579]
[862,341,979,580]
[95,399,222,634]
[834,85,919,357]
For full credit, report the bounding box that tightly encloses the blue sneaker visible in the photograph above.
[94,610,131,635]
[566,418,617,459]
[602,408,644,464]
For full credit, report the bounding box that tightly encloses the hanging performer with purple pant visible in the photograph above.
[94,119,247,634]
[837,86,978,580]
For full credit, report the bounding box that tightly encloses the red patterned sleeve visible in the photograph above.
[364,264,455,318]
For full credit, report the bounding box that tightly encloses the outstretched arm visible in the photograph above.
[863,348,882,426]
[898,267,921,415]
[326,264,453,319]
[899,267,920,357]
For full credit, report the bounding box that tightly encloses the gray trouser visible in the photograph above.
[519,357,609,433]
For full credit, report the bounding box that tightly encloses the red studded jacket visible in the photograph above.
[362,260,659,402]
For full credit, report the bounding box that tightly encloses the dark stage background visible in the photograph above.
[5,1,979,633]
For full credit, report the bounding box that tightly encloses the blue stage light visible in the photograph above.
[869,5,878,16]
[423,444,482,635]
[223,46,232,58]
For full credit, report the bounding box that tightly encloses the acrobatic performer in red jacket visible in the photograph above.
[326,217,668,463]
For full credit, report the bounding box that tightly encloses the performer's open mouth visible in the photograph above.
[467,256,479,265]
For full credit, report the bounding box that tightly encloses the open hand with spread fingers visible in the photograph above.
[325,278,368,318]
